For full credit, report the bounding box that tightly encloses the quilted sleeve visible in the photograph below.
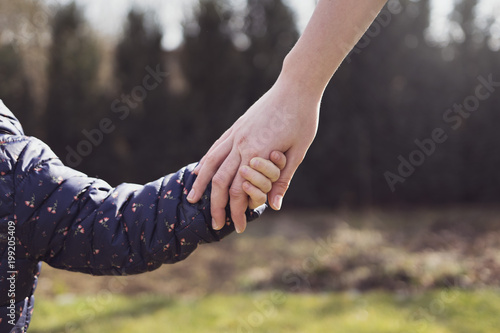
[14,137,264,275]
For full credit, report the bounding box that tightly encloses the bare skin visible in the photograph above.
[243,152,287,209]
[188,0,388,233]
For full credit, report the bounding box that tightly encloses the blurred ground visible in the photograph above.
[30,290,500,333]
[36,206,500,299]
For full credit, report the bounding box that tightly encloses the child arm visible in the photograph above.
[14,138,262,276]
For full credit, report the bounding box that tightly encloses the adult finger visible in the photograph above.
[267,148,303,211]
[187,138,232,204]
[229,172,249,233]
[211,149,242,230]
[242,181,267,210]
[194,127,233,175]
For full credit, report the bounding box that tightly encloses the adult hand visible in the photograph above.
[187,73,321,233]
[186,0,388,233]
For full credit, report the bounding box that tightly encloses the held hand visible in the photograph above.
[186,0,388,233]
[241,152,287,210]
[187,75,321,233]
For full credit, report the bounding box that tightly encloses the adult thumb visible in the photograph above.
[268,152,301,210]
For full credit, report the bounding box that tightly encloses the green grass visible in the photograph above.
[30,289,500,333]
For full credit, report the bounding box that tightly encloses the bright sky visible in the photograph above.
[44,0,499,50]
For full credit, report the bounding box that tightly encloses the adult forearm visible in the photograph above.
[281,0,388,98]
[188,0,388,231]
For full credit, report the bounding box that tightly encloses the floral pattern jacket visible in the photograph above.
[0,101,264,332]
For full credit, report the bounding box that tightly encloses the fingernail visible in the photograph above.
[212,218,219,230]
[273,195,283,210]
[235,224,244,234]
[187,189,195,201]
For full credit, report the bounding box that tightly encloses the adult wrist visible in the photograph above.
[279,51,332,101]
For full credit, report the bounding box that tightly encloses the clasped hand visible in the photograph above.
[187,76,320,233]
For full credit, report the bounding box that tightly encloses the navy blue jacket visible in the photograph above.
[0,101,264,332]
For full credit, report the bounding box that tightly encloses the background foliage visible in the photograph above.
[0,0,499,208]
[2,2,500,331]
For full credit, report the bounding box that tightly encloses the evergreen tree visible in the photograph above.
[114,9,171,183]
[178,0,248,160]
[243,0,299,104]
[0,0,47,136]
[45,2,101,158]
[0,43,34,134]
[288,0,446,207]
[448,0,500,203]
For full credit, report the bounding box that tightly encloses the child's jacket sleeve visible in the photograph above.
[14,136,264,276]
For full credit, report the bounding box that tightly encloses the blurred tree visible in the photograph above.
[0,0,48,45]
[360,0,449,204]
[0,0,49,136]
[243,0,299,104]
[3,0,498,207]
[447,0,500,203]
[0,43,35,134]
[114,9,172,183]
[116,10,164,94]
[178,0,248,161]
[288,0,484,207]
[45,2,101,157]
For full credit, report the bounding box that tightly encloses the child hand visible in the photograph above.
[238,151,287,210]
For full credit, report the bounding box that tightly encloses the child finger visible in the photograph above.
[249,158,280,183]
[240,165,273,193]
[243,181,267,209]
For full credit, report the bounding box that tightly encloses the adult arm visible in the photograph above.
[187,0,388,233]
